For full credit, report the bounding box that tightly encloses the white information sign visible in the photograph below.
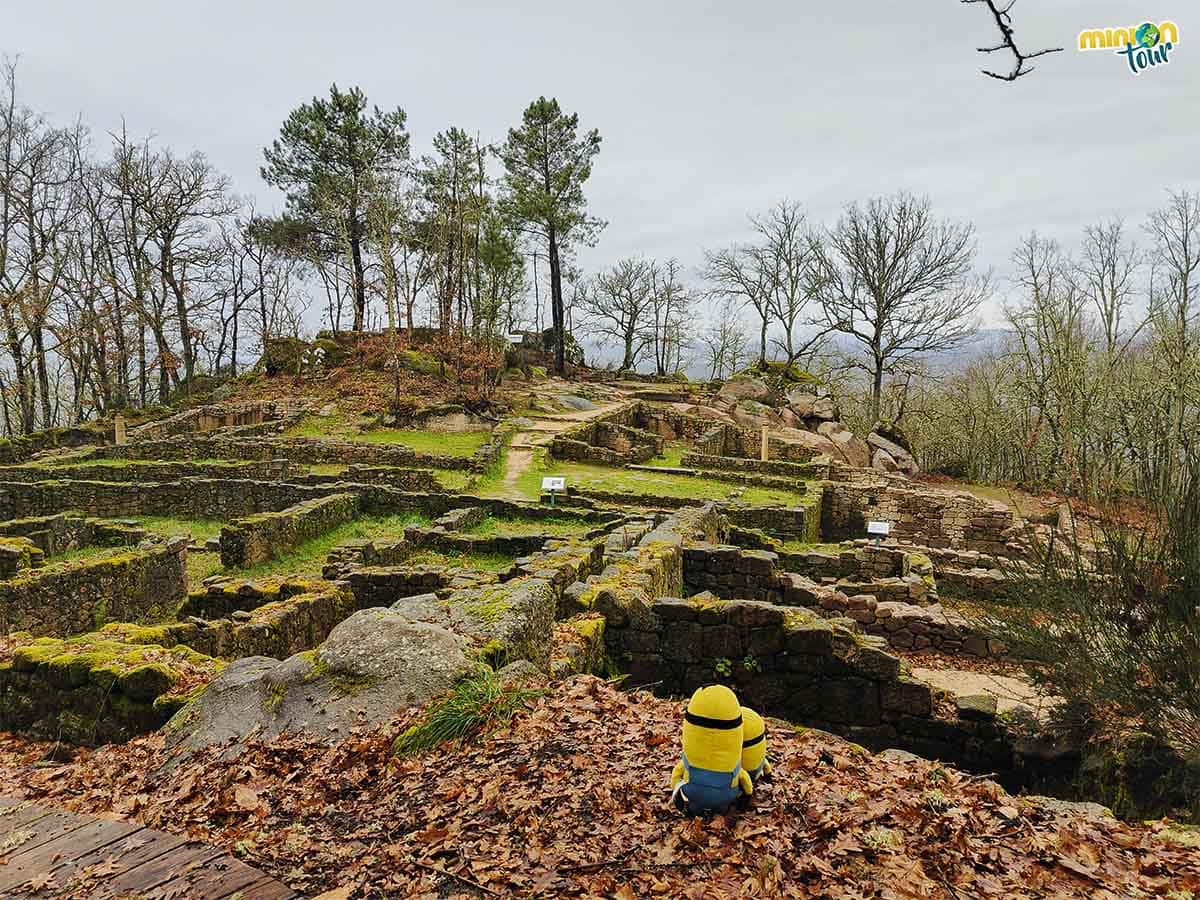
[542,476,566,492]
[866,520,891,536]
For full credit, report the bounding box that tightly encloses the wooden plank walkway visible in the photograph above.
[0,796,297,899]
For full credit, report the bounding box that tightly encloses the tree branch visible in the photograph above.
[962,0,1063,81]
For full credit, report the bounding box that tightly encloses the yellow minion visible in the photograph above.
[669,685,753,815]
[740,706,772,782]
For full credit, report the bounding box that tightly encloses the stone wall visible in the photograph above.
[0,422,112,465]
[0,536,43,578]
[100,434,480,471]
[0,633,223,745]
[550,420,664,465]
[569,506,1014,771]
[300,465,442,493]
[179,576,327,619]
[820,473,1013,551]
[609,595,1011,770]
[680,451,829,480]
[128,400,299,440]
[0,459,293,485]
[0,537,189,637]
[680,544,933,607]
[0,514,145,557]
[0,476,345,521]
[219,492,361,567]
[101,583,357,660]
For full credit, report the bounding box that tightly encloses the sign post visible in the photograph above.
[866,520,891,546]
[542,476,566,506]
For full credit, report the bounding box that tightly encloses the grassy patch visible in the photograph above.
[643,444,689,468]
[282,413,490,457]
[307,463,349,476]
[186,552,225,589]
[134,517,224,543]
[508,449,807,506]
[432,468,474,491]
[393,667,545,755]
[224,513,433,579]
[356,428,489,456]
[778,540,852,554]
[466,515,589,537]
[403,549,516,573]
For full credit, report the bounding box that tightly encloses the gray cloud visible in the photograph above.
[8,0,1197,327]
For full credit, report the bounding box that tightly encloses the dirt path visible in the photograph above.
[495,388,627,499]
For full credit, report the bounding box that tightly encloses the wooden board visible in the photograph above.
[0,797,297,898]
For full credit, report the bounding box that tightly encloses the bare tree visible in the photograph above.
[578,257,653,371]
[699,296,750,380]
[703,235,770,366]
[648,258,691,376]
[754,200,824,366]
[810,193,988,421]
[962,0,1063,81]
[1144,190,1200,464]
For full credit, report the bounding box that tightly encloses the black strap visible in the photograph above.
[742,731,765,748]
[684,710,743,730]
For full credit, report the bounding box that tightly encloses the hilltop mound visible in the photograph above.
[1,677,1196,898]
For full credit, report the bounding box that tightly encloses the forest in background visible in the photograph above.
[1,60,1196,500]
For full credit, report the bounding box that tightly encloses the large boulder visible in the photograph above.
[391,580,558,671]
[162,608,472,763]
[872,447,901,473]
[817,421,871,468]
[717,375,770,404]
[776,427,860,467]
[729,398,777,428]
[786,386,838,421]
[868,432,919,476]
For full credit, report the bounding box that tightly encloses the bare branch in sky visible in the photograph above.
[962,0,1063,81]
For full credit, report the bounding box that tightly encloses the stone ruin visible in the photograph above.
[0,395,1188,816]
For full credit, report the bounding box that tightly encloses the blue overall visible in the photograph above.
[673,752,744,815]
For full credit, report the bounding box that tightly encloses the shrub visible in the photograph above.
[393,667,545,755]
[983,451,1200,750]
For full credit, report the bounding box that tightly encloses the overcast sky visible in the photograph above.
[7,0,1197,327]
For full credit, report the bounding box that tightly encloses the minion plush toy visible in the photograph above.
[740,706,772,782]
[670,685,753,815]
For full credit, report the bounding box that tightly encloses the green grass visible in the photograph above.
[778,540,852,554]
[223,513,433,579]
[282,413,491,457]
[187,552,225,588]
[507,449,808,507]
[134,517,224,543]
[356,428,489,456]
[393,667,545,755]
[643,444,688,468]
[432,469,474,491]
[307,463,349,476]
[46,457,235,469]
[403,549,516,573]
[465,515,590,537]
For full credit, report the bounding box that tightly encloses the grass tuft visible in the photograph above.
[393,667,544,756]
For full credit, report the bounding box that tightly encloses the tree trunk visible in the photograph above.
[759,314,768,366]
[350,221,366,332]
[32,323,52,428]
[548,226,565,375]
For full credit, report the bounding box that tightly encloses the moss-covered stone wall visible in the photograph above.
[100,583,358,661]
[219,492,361,567]
[0,633,222,744]
[0,538,188,637]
